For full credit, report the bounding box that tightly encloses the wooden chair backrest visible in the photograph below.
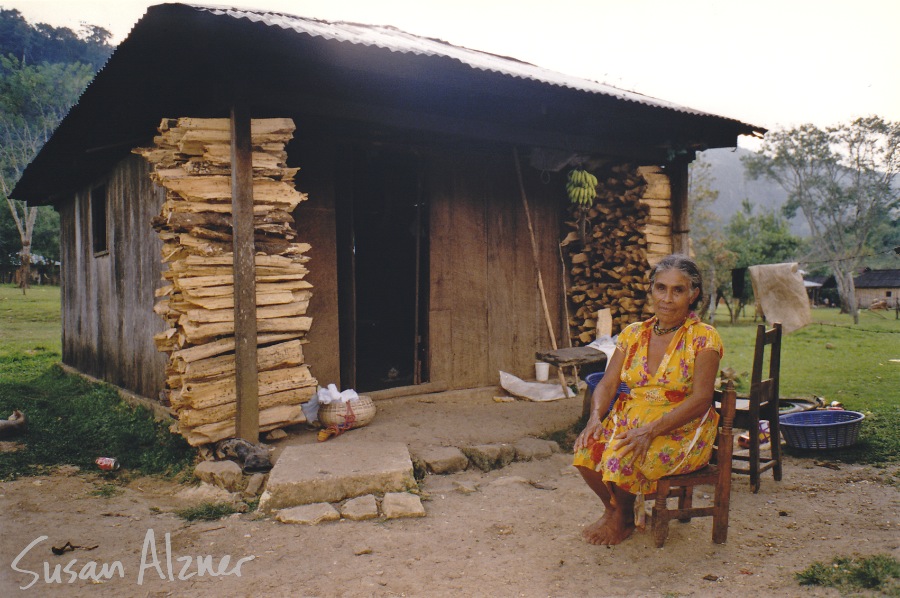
[750,322,782,405]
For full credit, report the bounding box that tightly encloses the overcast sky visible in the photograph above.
[4,0,899,148]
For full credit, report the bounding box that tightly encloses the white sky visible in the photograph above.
[4,0,900,148]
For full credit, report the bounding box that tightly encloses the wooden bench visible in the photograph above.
[535,346,608,416]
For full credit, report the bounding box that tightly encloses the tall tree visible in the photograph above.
[743,117,900,324]
[0,56,94,290]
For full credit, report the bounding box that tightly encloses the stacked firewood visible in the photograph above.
[562,164,673,343]
[635,166,674,266]
[135,117,317,446]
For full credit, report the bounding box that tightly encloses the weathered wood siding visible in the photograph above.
[290,139,341,388]
[856,287,898,308]
[293,141,562,391]
[60,155,167,398]
[58,142,568,397]
[427,149,561,388]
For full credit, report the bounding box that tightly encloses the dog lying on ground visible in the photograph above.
[213,437,273,473]
[0,410,26,439]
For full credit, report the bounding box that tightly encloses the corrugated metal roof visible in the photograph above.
[193,3,758,131]
[854,269,900,288]
[11,2,766,203]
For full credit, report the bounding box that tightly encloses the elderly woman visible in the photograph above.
[573,254,723,545]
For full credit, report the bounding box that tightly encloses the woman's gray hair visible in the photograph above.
[649,254,705,311]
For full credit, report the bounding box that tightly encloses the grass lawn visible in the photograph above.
[0,283,62,355]
[0,284,195,481]
[714,305,900,464]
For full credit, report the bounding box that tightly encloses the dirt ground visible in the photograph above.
[1,387,898,597]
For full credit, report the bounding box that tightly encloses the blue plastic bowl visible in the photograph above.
[585,372,629,415]
[779,410,865,449]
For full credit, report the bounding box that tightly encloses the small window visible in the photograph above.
[91,184,108,255]
[888,291,893,298]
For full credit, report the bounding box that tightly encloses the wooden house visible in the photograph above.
[854,269,900,308]
[12,4,764,434]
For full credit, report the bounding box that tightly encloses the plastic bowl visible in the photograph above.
[779,410,864,449]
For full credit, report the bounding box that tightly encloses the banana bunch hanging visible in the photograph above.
[566,168,598,206]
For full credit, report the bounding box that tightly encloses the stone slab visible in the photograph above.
[382,492,426,519]
[276,503,341,525]
[242,473,267,499]
[513,437,559,461]
[461,443,516,472]
[194,460,244,492]
[259,441,417,512]
[417,446,469,474]
[341,494,379,521]
[175,482,241,507]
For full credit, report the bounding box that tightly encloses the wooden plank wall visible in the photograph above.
[55,141,607,397]
[427,149,561,388]
[60,155,168,398]
[290,138,341,388]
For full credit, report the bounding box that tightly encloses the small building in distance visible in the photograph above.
[854,268,900,308]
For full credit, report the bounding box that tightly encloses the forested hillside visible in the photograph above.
[696,147,806,236]
[0,8,113,283]
[0,8,112,69]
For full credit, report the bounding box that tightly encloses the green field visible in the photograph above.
[715,305,900,463]
[0,284,62,355]
[714,306,900,405]
[0,284,898,478]
[0,284,195,480]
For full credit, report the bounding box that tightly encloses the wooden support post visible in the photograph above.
[230,105,259,441]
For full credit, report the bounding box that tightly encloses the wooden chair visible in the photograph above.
[732,322,783,493]
[650,381,737,547]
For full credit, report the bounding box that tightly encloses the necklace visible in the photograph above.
[653,319,685,336]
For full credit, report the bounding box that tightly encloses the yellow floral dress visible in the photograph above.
[572,314,724,495]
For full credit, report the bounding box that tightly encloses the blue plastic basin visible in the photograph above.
[585,371,629,415]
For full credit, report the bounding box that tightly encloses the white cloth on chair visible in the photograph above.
[749,262,810,333]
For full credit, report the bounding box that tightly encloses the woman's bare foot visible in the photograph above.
[582,510,613,542]
[582,507,635,545]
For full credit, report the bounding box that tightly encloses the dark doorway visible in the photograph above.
[337,147,428,392]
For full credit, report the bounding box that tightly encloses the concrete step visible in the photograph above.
[258,441,417,513]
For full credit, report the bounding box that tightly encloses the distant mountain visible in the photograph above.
[695,147,809,237]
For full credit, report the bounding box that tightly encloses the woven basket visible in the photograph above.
[779,410,864,450]
[318,395,376,430]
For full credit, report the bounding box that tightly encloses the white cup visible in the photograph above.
[535,362,550,382]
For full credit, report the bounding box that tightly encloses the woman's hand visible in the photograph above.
[612,423,656,465]
[574,417,604,452]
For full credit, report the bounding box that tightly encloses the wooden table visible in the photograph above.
[535,346,608,416]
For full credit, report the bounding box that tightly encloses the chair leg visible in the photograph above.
[749,410,761,494]
[652,481,672,548]
[764,402,784,482]
[677,485,693,523]
[712,480,731,544]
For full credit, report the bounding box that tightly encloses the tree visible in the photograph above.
[724,200,802,320]
[688,156,736,322]
[725,200,802,266]
[0,56,94,290]
[0,9,112,69]
[743,117,900,324]
[0,11,112,289]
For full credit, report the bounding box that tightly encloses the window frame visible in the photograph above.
[91,182,109,256]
